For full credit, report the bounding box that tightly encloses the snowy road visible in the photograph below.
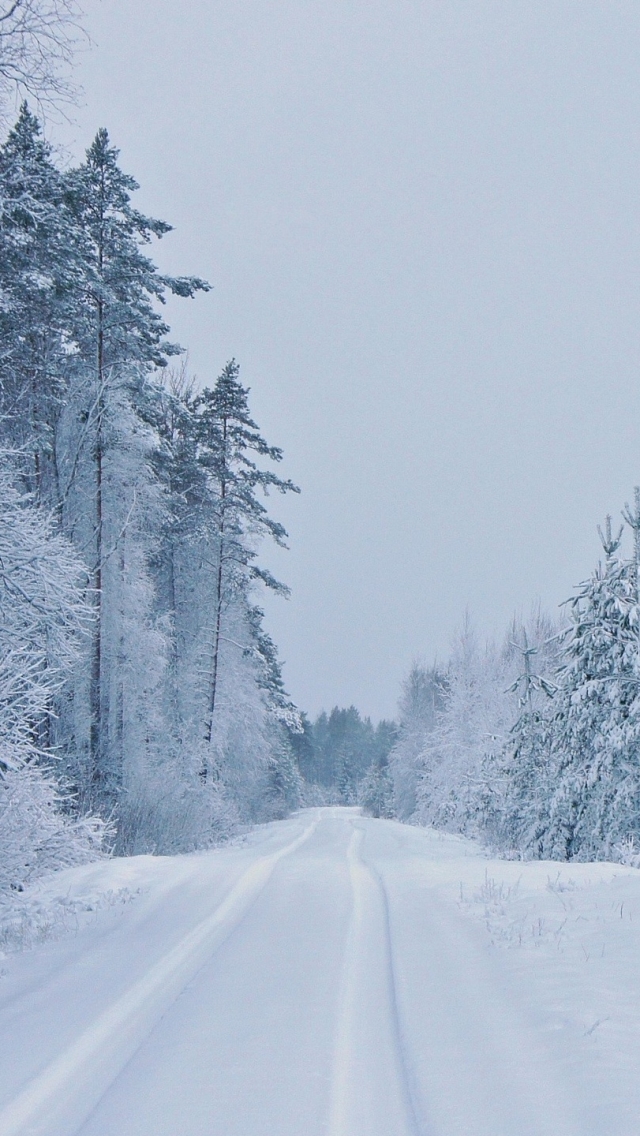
[0,808,623,1135]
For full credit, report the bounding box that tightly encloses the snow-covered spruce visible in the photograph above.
[537,509,640,860]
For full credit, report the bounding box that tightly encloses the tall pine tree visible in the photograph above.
[60,129,208,805]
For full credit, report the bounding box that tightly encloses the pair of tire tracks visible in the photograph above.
[0,816,320,1136]
[336,829,583,1136]
[327,824,425,1136]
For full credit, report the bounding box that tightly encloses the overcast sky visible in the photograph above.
[49,1,640,720]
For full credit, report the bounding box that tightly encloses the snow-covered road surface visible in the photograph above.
[1,808,639,1136]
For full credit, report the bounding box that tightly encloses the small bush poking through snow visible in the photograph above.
[0,765,109,894]
[612,837,640,869]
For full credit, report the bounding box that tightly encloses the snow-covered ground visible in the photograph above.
[0,807,639,1136]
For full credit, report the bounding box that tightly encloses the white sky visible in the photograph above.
[48,1,640,719]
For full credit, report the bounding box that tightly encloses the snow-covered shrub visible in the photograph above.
[115,773,241,855]
[612,837,640,869]
[0,466,107,892]
[359,758,394,818]
[0,763,108,893]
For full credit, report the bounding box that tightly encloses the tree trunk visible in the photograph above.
[202,511,225,781]
[203,418,228,779]
[90,297,104,795]
[115,538,125,776]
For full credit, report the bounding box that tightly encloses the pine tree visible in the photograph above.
[61,129,208,805]
[287,712,316,782]
[0,106,305,858]
[192,360,299,775]
[0,103,80,501]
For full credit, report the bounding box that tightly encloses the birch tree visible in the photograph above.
[0,0,84,114]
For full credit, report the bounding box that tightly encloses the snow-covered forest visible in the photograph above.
[0,99,310,892]
[293,708,396,802]
[3,0,640,924]
[383,506,640,862]
[4,97,640,892]
[7,8,640,1136]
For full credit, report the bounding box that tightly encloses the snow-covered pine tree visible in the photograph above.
[541,509,640,860]
[57,128,208,809]
[136,359,303,831]
[239,605,303,818]
[0,103,81,502]
[190,360,299,781]
[0,105,304,854]
[288,712,316,785]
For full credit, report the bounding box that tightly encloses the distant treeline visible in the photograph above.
[292,707,397,805]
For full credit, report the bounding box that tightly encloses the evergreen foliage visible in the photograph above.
[538,511,640,860]
[388,663,446,820]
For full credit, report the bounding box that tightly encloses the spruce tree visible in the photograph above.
[543,513,640,859]
[496,629,557,855]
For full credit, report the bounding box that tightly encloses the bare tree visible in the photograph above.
[0,0,85,115]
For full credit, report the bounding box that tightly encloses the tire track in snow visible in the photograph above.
[375,856,584,1136]
[0,816,320,1136]
[327,825,424,1136]
[366,855,426,1136]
